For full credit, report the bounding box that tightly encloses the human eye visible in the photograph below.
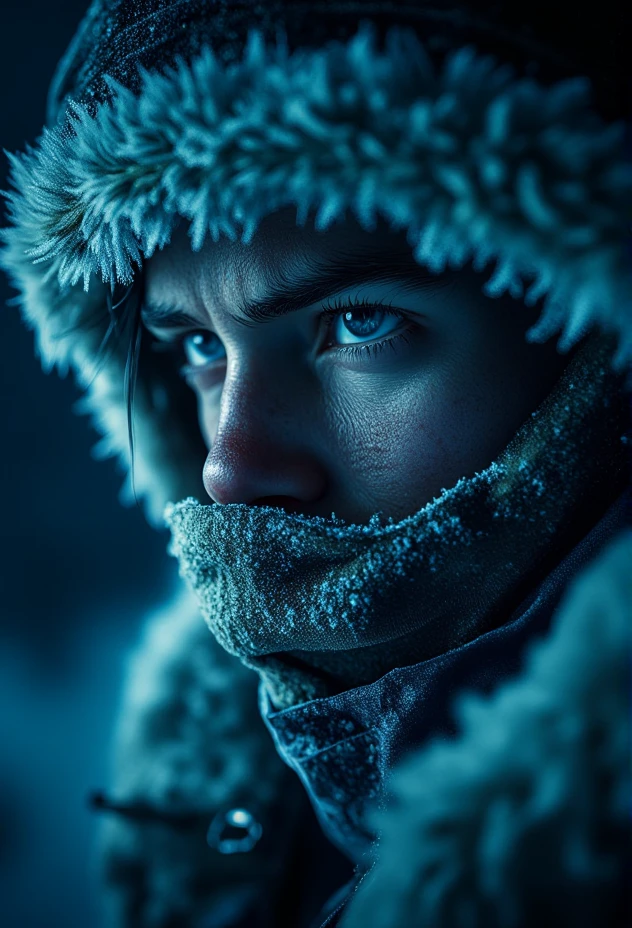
[319,294,413,358]
[148,328,226,379]
[181,331,226,369]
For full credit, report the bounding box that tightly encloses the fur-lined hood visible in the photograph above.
[1,3,630,926]
[2,11,632,525]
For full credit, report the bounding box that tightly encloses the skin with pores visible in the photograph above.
[143,205,569,525]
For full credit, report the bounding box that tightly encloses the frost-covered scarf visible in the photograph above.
[166,336,627,709]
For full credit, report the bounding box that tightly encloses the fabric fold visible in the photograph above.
[259,487,630,865]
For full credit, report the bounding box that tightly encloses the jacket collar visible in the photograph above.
[260,488,629,865]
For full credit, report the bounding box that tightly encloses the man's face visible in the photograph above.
[144,206,568,524]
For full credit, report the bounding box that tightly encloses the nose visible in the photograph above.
[202,364,328,510]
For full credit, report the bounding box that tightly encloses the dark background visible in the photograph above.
[0,3,178,924]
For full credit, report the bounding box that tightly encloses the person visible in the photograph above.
[1,1,630,926]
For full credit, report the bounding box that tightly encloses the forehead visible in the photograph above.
[144,206,416,319]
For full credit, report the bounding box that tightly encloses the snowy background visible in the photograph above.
[0,3,178,924]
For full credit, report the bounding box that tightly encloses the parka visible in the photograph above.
[1,2,630,926]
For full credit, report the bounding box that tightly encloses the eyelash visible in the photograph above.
[318,293,412,359]
[149,294,414,371]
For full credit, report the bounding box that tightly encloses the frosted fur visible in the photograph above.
[341,530,632,928]
[99,585,297,927]
[0,220,200,525]
[2,24,632,523]
[3,24,632,360]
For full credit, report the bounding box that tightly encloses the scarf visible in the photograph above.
[259,487,629,866]
[165,336,628,710]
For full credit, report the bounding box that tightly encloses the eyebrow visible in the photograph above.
[141,249,452,330]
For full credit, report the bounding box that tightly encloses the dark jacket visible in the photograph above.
[1,2,630,926]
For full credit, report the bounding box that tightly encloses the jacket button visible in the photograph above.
[207,807,263,854]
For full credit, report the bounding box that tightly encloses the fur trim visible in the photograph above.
[4,23,632,353]
[2,23,631,522]
[98,586,298,927]
[0,223,204,526]
[342,528,632,928]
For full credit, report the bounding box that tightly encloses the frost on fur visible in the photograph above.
[2,23,632,361]
[1,22,632,523]
[342,530,632,928]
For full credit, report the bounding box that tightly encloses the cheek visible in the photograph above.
[322,362,527,518]
[321,372,458,509]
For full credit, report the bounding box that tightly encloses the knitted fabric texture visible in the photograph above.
[165,337,628,708]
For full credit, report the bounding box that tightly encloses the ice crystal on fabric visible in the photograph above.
[164,340,619,700]
[342,529,632,928]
